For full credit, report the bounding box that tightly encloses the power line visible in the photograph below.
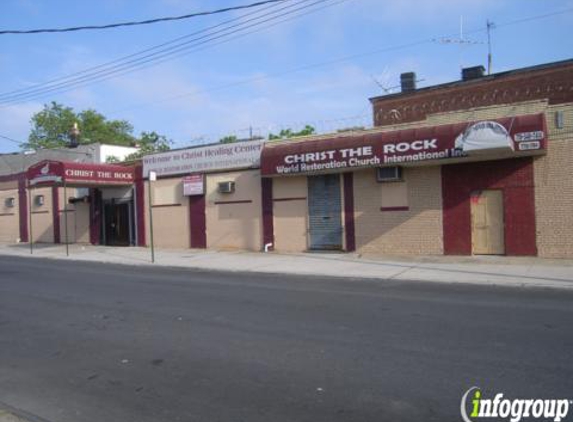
[108,6,573,114]
[0,0,309,103]
[0,134,24,145]
[0,0,288,35]
[1,4,570,110]
[0,0,287,100]
[0,0,338,106]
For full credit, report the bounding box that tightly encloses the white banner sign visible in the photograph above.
[143,140,265,177]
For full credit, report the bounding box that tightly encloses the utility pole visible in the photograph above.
[487,20,495,75]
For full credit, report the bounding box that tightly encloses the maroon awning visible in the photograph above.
[27,160,135,186]
[261,113,547,176]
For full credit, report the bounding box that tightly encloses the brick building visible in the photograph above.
[260,59,573,258]
[1,59,572,258]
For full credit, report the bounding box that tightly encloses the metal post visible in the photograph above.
[147,175,155,263]
[28,182,33,254]
[63,181,69,257]
[487,19,494,75]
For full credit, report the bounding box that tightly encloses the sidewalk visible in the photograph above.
[0,404,47,422]
[0,411,26,422]
[1,243,573,290]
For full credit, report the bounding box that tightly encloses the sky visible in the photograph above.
[0,0,572,153]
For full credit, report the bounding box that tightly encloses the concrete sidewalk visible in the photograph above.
[1,243,572,290]
[0,404,48,422]
[0,410,26,422]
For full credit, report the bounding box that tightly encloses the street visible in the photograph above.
[1,255,572,422]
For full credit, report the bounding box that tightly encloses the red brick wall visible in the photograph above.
[441,157,536,256]
[372,62,573,126]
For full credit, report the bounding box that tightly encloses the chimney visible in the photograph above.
[400,72,416,93]
[461,65,485,81]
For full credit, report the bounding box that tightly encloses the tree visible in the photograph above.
[26,102,136,150]
[219,135,238,144]
[268,125,315,140]
[26,102,171,162]
[122,131,172,161]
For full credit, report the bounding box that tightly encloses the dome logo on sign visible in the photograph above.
[455,121,514,153]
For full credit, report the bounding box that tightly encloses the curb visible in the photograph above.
[0,403,51,422]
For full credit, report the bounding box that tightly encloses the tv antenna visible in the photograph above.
[370,74,399,94]
[433,16,483,70]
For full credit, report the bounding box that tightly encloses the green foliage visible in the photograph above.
[26,102,136,150]
[268,125,315,140]
[25,102,172,162]
[27,102,77,149]
[219,135,238,144]
[123,131,172,161]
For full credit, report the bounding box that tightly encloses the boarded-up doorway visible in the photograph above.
[470,190,505,255]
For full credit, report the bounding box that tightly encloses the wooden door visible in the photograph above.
[471,190,505,255]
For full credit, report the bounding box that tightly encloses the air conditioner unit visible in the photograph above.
[218,181,235,194]
[377,166,403,182]
[4,197,15,208]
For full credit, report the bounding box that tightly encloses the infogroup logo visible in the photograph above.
[461,387,571,422]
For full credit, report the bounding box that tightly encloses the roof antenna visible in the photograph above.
[486,19,495,74]
[433,15,483,71]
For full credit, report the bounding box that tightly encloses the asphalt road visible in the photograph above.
[1,256,572,422]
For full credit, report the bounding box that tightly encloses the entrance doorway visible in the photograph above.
[470,190,505,255]
[308,174,342,250]
[103,200,133,246]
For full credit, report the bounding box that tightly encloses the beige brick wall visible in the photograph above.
[368,99,573,258]
[354,167,443,255]
[0,187,20,243]
[57,188,90,244]
[534,103,573,258]
[29,186,53,243]
[272,176,308,252]
[144,177,190,249]
[206,169,262,251]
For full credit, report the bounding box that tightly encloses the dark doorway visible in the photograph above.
[103,200,132,246]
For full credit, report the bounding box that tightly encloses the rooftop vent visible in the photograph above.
[400,72,416,93]
[461,65,485,81]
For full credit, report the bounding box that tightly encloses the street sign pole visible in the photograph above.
[63,181,69,257]
[28,181,33,255]
[148,171,156,263]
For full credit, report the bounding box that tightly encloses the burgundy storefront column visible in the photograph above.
[135,166,146,247]
[189,195,207,248]
[343,173,356,252]
[18,175,28,243]
[52,185,61,244]
[89,188,102,245]
[261,178,274,250]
